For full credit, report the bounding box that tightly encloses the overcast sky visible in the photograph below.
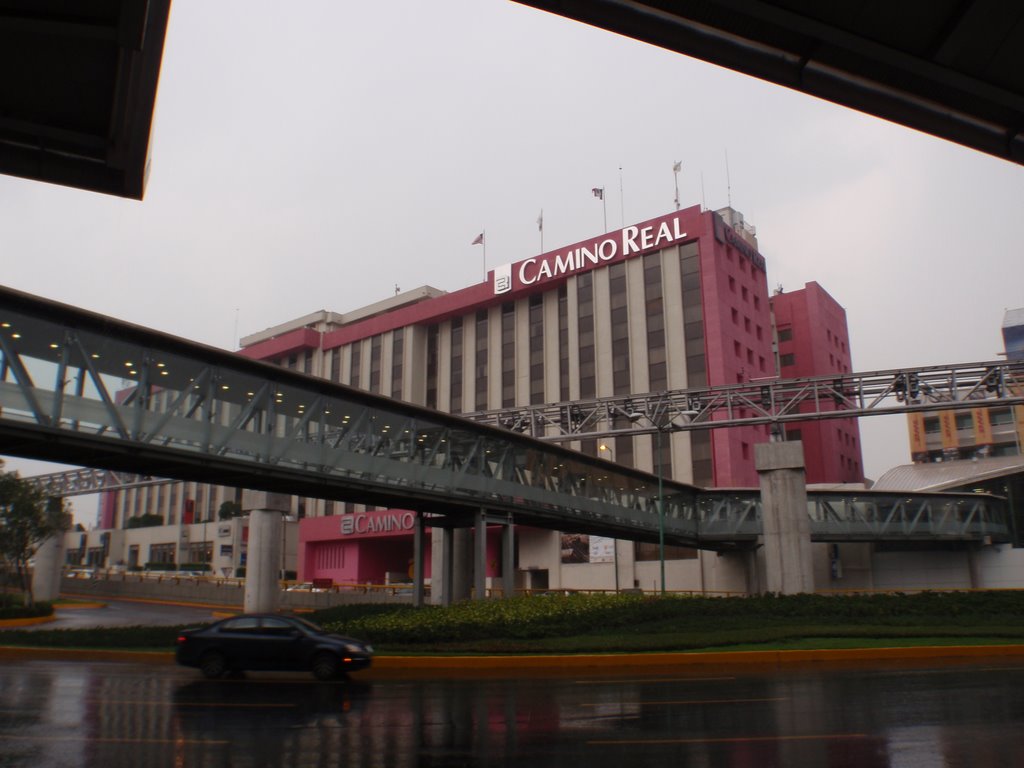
[3,1,1023,522]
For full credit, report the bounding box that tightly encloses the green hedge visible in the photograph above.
[0,601,54,620]
[321,591,1024,645]
[5,592,1024,653]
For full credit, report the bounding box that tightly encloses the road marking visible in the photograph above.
[588,733,871,746]
[580,697,787,707]
[1,734,230,746]
[574,677,735,685]
[85,699,298,709]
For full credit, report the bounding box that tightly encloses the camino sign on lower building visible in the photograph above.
[340,510,416,538]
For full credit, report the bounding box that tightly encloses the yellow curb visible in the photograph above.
[59,593,241,611]
[55,602,106,610]
[0,615,57,629]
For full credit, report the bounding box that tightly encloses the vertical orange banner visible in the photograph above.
[907,413,927,454]
[973,408,993,446]
[939,410,959,451]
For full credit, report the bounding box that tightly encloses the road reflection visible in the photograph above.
[1,660,1023,767]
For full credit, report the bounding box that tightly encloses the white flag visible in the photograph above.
[672,160,682,173]
[592,187,604,200]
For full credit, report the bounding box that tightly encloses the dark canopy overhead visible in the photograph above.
[0,0,172,200]
[516,0,1024,166]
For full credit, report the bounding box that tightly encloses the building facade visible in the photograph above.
[89,204,863,593]
[771,281,865,484]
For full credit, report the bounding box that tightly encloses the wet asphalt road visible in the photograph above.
[4,602,1024,766]
[3,658,1024,767]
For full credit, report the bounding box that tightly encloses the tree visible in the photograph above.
[218,500,243,520]
[0,471,71,607]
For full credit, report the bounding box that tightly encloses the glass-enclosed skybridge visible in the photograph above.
[0,285,1011,549]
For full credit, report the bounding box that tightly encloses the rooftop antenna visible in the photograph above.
[725,149,732,209]
[672,160,682,210]
[619,166,625,227]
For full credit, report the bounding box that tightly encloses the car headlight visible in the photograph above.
[343,642,368,654]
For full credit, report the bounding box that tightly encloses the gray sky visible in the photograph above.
[3,1,1023,521]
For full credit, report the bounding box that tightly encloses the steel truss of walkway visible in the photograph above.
[0,284,1012,547]
[464,361,1024,442]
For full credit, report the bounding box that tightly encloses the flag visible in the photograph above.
[537,209,543,232]
[592,187,604,200]
[672,160,682,173]
[471,232,484,245]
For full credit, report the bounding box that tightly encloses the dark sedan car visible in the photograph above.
[175,614,373,680]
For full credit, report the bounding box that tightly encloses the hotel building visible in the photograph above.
[91,204,863,592]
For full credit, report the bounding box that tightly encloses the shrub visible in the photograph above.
[0,600,53,620]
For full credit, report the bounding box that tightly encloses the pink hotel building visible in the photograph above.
[102,204,864,592]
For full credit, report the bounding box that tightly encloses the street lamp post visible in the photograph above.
[656,427,665,596]
[598,443,620,592]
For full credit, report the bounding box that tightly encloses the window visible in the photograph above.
[474,310,488,410]
[778,327,793,342]
[502,302,516,406]
[391,328,405,400]
[728,276,736,292]
[741,286,749,302]
[780,353,795,367]
[450,317,463,413]
[426,325,438,409]
[369,335,382,393]
[529,294,544,404]
[644,253,667,391]
[731,308,739,324]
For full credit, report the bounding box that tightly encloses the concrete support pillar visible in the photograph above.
[755,441,814,595]
[32,535,64,602]
[474,511,487,600]
[450,528,472,603]
[413,513,425,608]
[502,521,515,597]
[241,490,288,613]
[437,527,455,606]
[967,544,982,589]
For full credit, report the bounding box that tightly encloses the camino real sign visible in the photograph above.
[492,208,695,296]
[340,510,416,538]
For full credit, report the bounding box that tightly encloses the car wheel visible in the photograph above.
[200,651,227,679]
[311,652,340,681]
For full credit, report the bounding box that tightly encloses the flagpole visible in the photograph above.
[618,167,625,227]
[592,187,607,232]
[482,229,486,281]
